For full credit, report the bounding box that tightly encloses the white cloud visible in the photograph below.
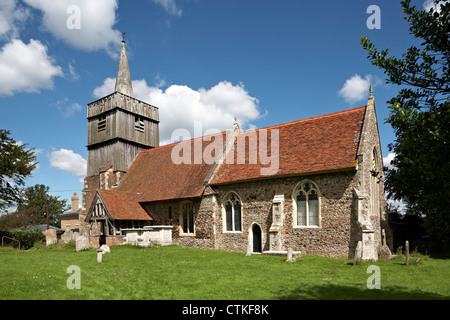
[68,62,80,81]
[338,74,378,105]
[93,77,116,98]
[383,152,396,170]
[152,0,183,17]
[93,79,264,145]
[56,99,82,118]
[49,149,87,178]
[0,39,63,96]
[22,0,121,56]
[0,0,30,39]
[423,0,448,12]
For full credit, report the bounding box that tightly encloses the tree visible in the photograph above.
[361,0,450,249]
[0,129,37,212]
[0,207,42,230]
[16,184,68,227]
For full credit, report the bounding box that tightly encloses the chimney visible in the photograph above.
[71,193,79,213]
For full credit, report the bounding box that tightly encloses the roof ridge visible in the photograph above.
[240,105,367,134]
[141,129,230,154]
[142,106,366,154]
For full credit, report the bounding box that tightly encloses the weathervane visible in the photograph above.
[122,32,126,42]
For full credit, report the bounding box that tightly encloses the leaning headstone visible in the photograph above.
[100,244,110,254]
[45,229,57,246]
[76,235,90,252]
[354,241,362,265]
[285,248,296,262]
[61,230,70,243]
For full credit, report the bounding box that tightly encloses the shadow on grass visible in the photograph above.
[274,284,449,300]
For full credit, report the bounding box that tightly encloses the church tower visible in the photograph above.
[81,40,159,213]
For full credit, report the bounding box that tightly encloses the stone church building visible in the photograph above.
[80,41,392,260]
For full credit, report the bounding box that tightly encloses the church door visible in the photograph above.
[252,224,262,253]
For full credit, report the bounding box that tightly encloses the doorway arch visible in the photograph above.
[252,224,262,253]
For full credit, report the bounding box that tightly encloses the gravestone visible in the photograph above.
[76,235,90,252]
[285,248,296,262]
[97,249,103,263]
[45,229,57,246]
[100,244,110,254]
[124,232,137,246]
[61,230,80,243]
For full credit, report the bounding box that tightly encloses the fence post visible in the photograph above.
[405,240,410,265]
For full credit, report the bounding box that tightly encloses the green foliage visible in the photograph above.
[16,184,68,227]
[0,129,37,212]
[0,184,69,230]
[361,0,450,249]
[0,229,45,250]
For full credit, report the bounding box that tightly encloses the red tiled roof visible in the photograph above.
[111,106,366,205]
[116,132,227,202]
[98,189,152,221]
[209,106,366,185]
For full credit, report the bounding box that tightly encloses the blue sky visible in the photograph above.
[0,0,435,207]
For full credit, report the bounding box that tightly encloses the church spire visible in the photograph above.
[115,40,133,97]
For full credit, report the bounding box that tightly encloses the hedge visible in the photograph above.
[0,229,45,249]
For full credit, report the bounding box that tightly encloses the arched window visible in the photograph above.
[180,201,194,235]
[294,181,320,227]
[224,193,242,232]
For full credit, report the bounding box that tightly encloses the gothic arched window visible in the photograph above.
[294,181,320,227]
[180,201,194,235]
[224,193,242,232]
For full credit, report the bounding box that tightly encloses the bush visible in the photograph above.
[0,229,45,249]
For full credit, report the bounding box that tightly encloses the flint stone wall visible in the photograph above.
[143,171,363,258]
[212,171,360,258]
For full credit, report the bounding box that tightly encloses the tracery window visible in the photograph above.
[224,193,242,232]
[180,201,194,235]
[295,181,319,227]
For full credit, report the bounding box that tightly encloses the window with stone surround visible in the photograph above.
[180,201,194,235]
[293,181,320,227]
[223,192,242,232]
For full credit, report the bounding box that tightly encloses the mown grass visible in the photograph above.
[0,244,449,300]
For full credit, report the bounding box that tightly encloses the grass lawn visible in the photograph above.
[0,244,449,300]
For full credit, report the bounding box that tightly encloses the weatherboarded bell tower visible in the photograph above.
[81,40,159,215]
